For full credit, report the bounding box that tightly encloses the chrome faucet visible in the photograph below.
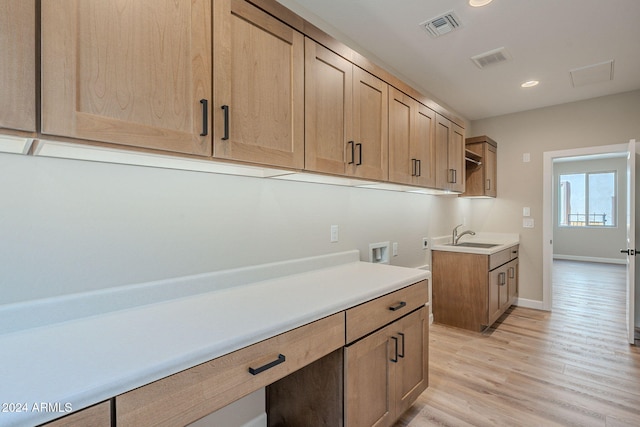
[452,224,476,245]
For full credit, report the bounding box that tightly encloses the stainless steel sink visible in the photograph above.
[450,242,499,248]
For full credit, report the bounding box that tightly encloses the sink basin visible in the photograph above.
[451,242,499,248]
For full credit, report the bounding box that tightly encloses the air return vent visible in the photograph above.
[471,47,512,69]
[419,11,462,38]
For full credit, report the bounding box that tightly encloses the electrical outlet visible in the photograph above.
[330,225,339,242]
[422,238,429,249]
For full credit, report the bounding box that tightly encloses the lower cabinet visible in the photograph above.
[344,306,428,427]
[432,245,519,332]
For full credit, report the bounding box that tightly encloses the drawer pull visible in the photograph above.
[221,105,230,140]
[388,301,407,311]
[390,336,399,363]
[200,99,208,136]
[248,354,286,375]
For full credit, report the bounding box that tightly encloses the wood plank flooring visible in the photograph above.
[396,260,640,426]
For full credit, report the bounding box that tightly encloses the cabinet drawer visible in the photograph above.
[345,280,428,343]
[489,245,519,270]
[116,312,345,427]
[41,401,111,427]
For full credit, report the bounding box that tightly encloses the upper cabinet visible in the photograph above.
[462,135,497,198]
[213,0,304,169]
[435,114,465,192]
[41,0,212,156]
[389,87,436,188]
[0,0,36,133]
[305,39,388,180]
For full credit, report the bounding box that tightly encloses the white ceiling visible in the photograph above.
[276,0,640,121]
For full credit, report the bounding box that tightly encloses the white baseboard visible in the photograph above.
[515,298,546,310]
[553,254,626,265]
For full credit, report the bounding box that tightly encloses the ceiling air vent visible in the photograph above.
[419,11,462,38]
[471,47,512,69]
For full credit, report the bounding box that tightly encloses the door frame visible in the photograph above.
[542,143,627,311]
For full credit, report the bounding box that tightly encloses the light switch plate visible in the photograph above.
[523,153,531,162]
[523,207,531,217]
[523,218,535,228]
[330,225,339,242]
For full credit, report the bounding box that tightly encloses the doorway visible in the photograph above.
[542,143,629,328]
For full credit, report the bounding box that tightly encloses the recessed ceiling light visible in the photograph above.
[469,0,493,7]
[521,80,539,88]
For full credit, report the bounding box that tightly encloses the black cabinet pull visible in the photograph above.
[398,332,405,358]
[356,143,362,165]
[390,336,399,363]
[200,99,208,136]
[449,168,457,184]
[248,354,286,375]
[509,267,515,279]
[499,272,506,286]
[416,159,421,177]
[347,141,355,164]
[411,159,417,176]
[388,301,407,311]
[221,105,230,140]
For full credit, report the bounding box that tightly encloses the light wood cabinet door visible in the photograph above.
[0,0,36,133]
[344,323,394,427]
[393,307,428,417]
[305,39,352,175]
[351,67,388,181]
[389,88,435,187]
[435,115,465,192]
[345,306,428,427]
[41,0,212,156]
[485,142,497,197]
[213,0,304,169]
[507,258,519,305]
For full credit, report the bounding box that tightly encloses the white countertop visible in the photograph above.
[431,232,520,255]
[0,251,429,427]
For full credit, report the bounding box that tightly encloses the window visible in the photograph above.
[558,171,616,227]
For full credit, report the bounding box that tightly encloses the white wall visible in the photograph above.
[469,89,640,302]
[553,156,627,263]
[0,151,470,305]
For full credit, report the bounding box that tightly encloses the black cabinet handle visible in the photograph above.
[200,99,208,136]
[509,267,515,279]
[388,301,407,311]
[499,272,506,286]
[347,141,355,164]
[390,336,399,363]
[411,159,417,176]
[221,105,230,140]
[248,354,286,375]
[356,143,362,165]
[416,159,421,177]
[398,332,405,358]
[449,168,457,184]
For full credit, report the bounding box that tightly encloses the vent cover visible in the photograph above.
[471,47,512,69]
[419,11,462,38]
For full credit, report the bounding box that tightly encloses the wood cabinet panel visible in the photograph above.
[463,136,498,197]
[389,88,435,187]
[344,324,394,427]
[41,0,212,155]
[435,115,465,192]
[213,0,304,168]
[0,0,36,133]
[433,246,518,331]
[41,401,111,427]
[305,39,352,175]
[344,306,428,427]
[345,280,428,343]
[351,67,388,181]
[116,312,344,427]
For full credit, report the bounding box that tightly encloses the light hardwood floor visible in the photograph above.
[397,260,640,426]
